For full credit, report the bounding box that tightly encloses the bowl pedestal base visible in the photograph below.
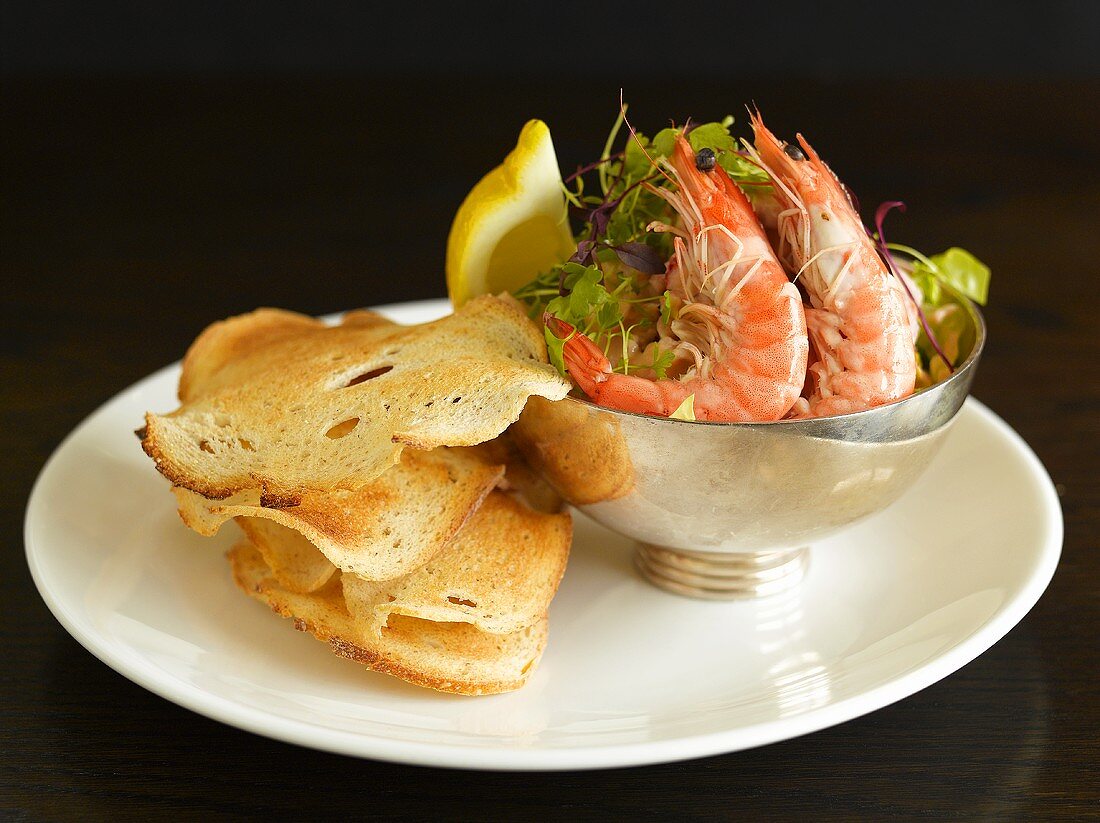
[634,544,809,600]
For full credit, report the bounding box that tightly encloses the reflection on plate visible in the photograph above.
[24,299,1062,770]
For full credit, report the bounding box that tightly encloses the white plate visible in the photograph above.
[25,299,1063,771]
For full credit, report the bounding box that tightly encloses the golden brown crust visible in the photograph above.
[259,488,302,509]
[512,396,635,505]
[455,432,565,513]
[229,542,546,696]
[174,447,505,582]
[337,309,398,330]
[140,412,251,500]
[324,632,539,697]
[341,490,572,636]
[179,307,320,403]
[235,517,337,593]
[141,296,569,500]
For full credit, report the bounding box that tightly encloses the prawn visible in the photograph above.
[747,113,915,417]
[548,133,807,422]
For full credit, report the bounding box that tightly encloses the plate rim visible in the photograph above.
[23,300,1064,771]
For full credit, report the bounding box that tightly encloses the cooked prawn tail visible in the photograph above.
[543,313,574,342]
[544,314,613,398]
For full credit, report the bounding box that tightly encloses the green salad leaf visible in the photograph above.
[916,303,974,384]
[660,290,674,326]
[634,117,769,186]
[623,132,656,179]
[544,326,569,376]
[650,127,678,160]
[926,247,990,305]
[896,245,991,306]
[686,120,738,153]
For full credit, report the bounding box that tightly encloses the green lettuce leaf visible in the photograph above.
[717,152,770,184]
[647,119,768,185]
[544,326,568,377]
[623,133,656,179]
[916,302,974,379]
[650,127,678,159]
[911,247,991,306]
[687,121,738,154]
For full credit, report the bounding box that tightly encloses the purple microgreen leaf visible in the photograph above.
[567,239,597,268]
[589,206,611,239]
[611,242,666,275]
[874,200,906,235]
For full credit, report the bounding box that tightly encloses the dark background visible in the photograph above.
[3,3,1099,820]
[4,1,1100,77]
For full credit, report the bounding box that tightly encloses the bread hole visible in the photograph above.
[238,438,255,451]
[521,658,536,675]
[198,440,215,454]
[325,418,360,439]
[386,595,397,603]
[451,396,462,404]
[345,365,393,387]
[447,596,477,608]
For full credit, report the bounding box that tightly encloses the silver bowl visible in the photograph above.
[514,286,985,599]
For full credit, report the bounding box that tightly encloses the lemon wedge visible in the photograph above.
[446,120,574,307]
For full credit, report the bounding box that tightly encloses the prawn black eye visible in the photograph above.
[695,147,717,172]
[784,143,806,161]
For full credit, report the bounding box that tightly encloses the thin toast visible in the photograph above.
[142,296,569,500]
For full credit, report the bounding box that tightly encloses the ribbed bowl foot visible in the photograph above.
[634,544,809,600]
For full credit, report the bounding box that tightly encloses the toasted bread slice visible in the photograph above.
[512,395,635,505]
[173,447,503,581]
[342,491,572,635]
[454,430,564,513]
[235,517,337,593]
[142,295,569,499]
[229,543,548,695]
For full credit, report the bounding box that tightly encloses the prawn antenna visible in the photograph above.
[618,89,677,188]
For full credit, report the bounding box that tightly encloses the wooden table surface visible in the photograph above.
[3,77,1097,820]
